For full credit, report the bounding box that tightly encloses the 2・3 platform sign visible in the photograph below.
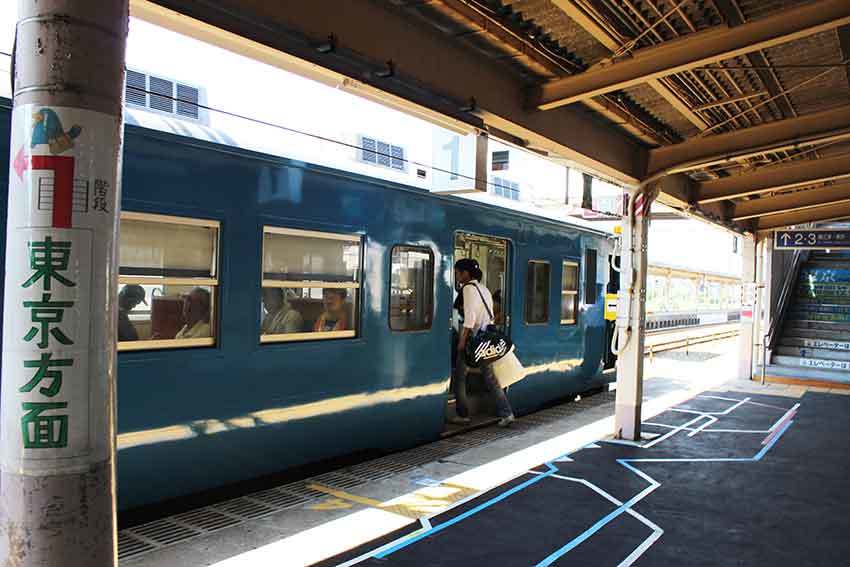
[774,229,850,250]
[1,105,121,475]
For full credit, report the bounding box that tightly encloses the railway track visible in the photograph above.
[645,323,740,357]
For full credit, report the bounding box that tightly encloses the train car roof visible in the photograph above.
[0,97,612,239]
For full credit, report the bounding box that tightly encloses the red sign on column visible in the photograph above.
[13,147,76,229]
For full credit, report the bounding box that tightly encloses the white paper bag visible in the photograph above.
[491,347,526,389]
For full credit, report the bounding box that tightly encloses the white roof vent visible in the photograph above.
[125,68,206,125]
[359,135,406,172]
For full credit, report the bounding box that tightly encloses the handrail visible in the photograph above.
[766,249,809,352]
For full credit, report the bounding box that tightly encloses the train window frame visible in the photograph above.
[117,211,220,352]
[260,225,362,343]
[388,244,435,333]
[524,259,551,325]
[561,260,580,325]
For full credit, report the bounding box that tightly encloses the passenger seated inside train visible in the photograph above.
[117,284,147,341]
[174,287,212,339]
[313,288,351,332]
[261,288,303,334]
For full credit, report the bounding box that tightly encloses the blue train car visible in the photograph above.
[0,99,615,511]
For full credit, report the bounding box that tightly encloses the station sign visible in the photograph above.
[774,229,850,250]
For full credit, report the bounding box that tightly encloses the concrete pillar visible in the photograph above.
[738,235,758,381]
[614,191,652,440]
[1,1,128,565]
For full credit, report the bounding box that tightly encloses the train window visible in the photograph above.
[261,227,361,342]
[390,246,434,331]
[525,260,550,324]
[562,260,579,325]
[584,248,598,305]
[117,212,219,351]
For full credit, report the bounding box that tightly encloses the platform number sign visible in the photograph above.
[774,229,850,250]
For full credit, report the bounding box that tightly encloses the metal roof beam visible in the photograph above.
[534,0,850,111]
[839,25,850,90]
[647,104,850,176]
[696,154,850,203]
[711,0,796,119]
[136,0,645,184]
[551,0,709,131]
[733,182,850,221]
[756,200,850,230]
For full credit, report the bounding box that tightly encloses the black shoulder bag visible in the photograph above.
[463,283,513,367]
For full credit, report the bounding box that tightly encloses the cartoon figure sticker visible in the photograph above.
[30,108,82,155]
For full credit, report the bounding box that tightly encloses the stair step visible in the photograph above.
[772,354,850,372]
[793,301,850,309]
[776,346,850,361]
[804,261,850,269]
[782,329,850,342]
[808,261,850,265]
[764,363,850,384]
[786,321,850,333]
[787,312,850,323]
[790,306,850,316]
[797,294,850,302]
[796,282,850,290]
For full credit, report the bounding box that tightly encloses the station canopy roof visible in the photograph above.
[140,0,850,233]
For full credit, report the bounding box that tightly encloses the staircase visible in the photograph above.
[766,250,850,385]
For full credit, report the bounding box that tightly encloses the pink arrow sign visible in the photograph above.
[13,146,27,180]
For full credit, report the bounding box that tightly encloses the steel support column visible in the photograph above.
[739,235,758,380]
[758,235,774,378]
[1,2,128,565]
[614,192,653,441]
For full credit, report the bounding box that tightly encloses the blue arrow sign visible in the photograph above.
[774,229,850,250]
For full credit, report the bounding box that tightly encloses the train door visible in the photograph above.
[445,232,511,430]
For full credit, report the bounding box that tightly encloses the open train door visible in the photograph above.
[445,231,511,431]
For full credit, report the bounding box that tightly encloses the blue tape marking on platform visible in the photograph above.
[534,406,796,566]
[361,396,796,567]
[374,462,558,558]
[535,465,660,567]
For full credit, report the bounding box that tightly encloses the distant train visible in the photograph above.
[0,98,616,512]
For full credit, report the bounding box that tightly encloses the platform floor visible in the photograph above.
[121,339,850,566]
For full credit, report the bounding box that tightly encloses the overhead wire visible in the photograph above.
[0,44,502,193]
[0,49,624,217]
[123,85,500,192]
[0,48,595,207]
